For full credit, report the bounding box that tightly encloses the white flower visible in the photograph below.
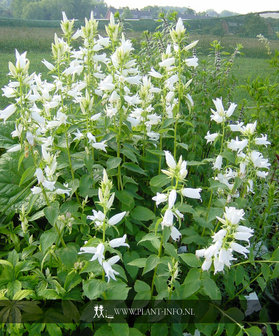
[255,134,270,147]
[91,141,107,152]
[149,68,163,78]
[181,188,202,200]
[212,229,227,243]
[102,256,120,282]
[7,144,21,152]
[90,243,105,264]
[185,57,198,68]
[234,226,254,243]
[26,132,34,146]
[31,186,42,194]
[0,104,17,122]
[184,40,199,51]
[73,129,84,141]
[230,242,249,257]
[15,49,28,70]
[201,258,212,271]
[109,234,129,248]
[152,193,168,206]
[162,209,174,228]
[42,59,55,71]
[108,211,126,226]
[218,248,235,267]
[168,189,177,209]
[250,151,270,169]
[35,168,45,184]
[241,121,257,136]
[87,210,105,227]
[220,207,245,225]
[170,226,181,241]
[42,180,56,191]
[159,57,175,68]
[229,122,244,132]
[210,98,237,123]
[99,75,115,91]
[205,131,219,144]
[228,138,248,153]
[213,155,223,170]
[79,243,105,265]
[256,171,268,178]
[164,151,176,169]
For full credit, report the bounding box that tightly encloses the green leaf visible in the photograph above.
[235,265,245,286]
[0,260,13,268]
[83,279,107,300]
[115,190,135,210]
[44,202,59,226]
[105,281,130,300]
[19,166,36,186]
[40,230,58,254]
[0,152,34,214]
[111,323,129,336]
[121,148,138,163]
[177,143,188,151]
[138,233,161,250]
[57,246,78,268]
[0,121,17,149]
[107,157,122,170]
[131,206,155,222]
[151,324,168,336]
[245,326,262,336]
[150,174,170,188]
[46,324,62,336]
[129,328,145,336]
[79,175,95,197]
[207,207,224,222]
[64,272,82,292]
[143,255,160,275]
[181,269,201,298]
[134,280,150,293]
[123,251,140,279]
[127,258,146,268]
[177,203,195,214]
[179,253,201,267]
[29,209,45,221]
[13,290,33,300]
[7,280,21,299]
[95,326,112,336]
[122,163,147,175]
[202,277,221,300]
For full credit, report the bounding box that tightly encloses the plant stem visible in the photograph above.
[151,233,163,297]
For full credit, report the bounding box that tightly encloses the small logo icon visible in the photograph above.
[93,305,114,319]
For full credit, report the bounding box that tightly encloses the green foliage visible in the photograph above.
[0,11,278,336]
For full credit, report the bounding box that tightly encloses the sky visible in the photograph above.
[104,0,279,14]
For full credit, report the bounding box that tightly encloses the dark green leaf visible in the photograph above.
[107,157,122,170]
[44,202,59,226]
[122,163,147,175]
[40,230,58,254]
[131,206,155,221]
[179,253,201,267]
[150,174,170,188]
[143,255,160,275]
[181,269,201,298]
[111,323,129,336]
[83,279,107,300]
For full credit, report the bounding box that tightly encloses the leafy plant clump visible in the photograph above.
[0,12,278,336]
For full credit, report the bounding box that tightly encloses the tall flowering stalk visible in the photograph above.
[79,170,128,282]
